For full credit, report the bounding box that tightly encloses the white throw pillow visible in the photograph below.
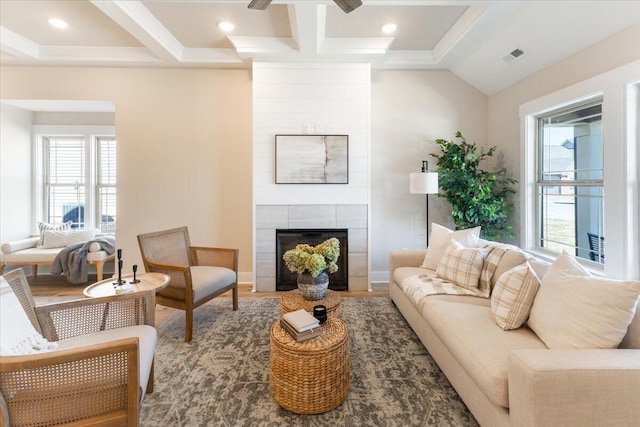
[436,240,488,290]
[41,229,98,249]
[37,221,72,247]
[421,223,481,270]
[528,253,640,349]
[491,263,541,330]
[0,277,58,355]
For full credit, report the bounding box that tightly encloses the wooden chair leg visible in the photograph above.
[232,284,238,311]
[95,260,104,281]
[32,264,38,278]
[146,360,154,394]
[185,308,193,342]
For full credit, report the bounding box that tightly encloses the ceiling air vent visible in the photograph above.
[502,48,525,64]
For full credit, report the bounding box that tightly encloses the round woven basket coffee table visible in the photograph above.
[279,289,342,319]
[269,317,350,414]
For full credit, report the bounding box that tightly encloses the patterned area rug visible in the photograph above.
[140,297,479,426]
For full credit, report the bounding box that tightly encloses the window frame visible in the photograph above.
[534,97,604,263]
[33,125,116,234]
[519,60,640,280]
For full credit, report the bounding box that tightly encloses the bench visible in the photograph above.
[0,237,115,281]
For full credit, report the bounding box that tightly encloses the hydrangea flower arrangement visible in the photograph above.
[283,238,340,277]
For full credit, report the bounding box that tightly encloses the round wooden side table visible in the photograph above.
[279,289,342,318]
[269,317,350,414]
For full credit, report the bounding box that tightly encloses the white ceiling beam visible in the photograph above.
[432,5,488,62]
[320,37,394,55]
[38,46,161,63]
[0,27,39,59]
[288,3,326,54]
[181,48,244,64]
[227,36,298,58]
[90,0,183,61]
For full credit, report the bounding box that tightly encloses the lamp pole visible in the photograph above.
[410,160,439,247]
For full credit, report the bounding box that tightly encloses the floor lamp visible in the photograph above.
[410,160,439,246]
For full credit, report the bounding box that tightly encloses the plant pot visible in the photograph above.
[297,271,329,301]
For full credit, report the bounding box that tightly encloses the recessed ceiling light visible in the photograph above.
[48,18,68,29]
[381,23,397,34]
[218,21,235,33]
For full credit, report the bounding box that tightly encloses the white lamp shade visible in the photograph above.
[410,172,439,194]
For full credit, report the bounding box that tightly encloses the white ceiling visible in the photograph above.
[1,1,639,95]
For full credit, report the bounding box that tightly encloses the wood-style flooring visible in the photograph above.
[25,272,389,327]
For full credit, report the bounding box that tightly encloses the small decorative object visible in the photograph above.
[113,249,125,287]
[313,305,327,324]
[283,238,340,300]
[130,264,140,284]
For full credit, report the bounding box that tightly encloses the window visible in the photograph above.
[40,129,116,233]
[536,99,603,263]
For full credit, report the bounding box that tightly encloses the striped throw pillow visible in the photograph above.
[37,221,72,247]
[436,240,488,290]
[491,263,540,330]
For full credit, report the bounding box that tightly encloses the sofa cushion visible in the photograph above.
[528,253,640,349]
[37,221,72,247]
[1,237,39,254]
[422,298,547,408]
[0,247,64,264]
[436,240,487,290]
[421,223,480,270]
[491,247,532,289]
[41,229,98,249]
[491,263,540,330]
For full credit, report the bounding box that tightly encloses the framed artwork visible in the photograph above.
[275,134,349,184]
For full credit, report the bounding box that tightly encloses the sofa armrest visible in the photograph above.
[1,237,39,254]
[389,250,426,285]
[508,349,640,427]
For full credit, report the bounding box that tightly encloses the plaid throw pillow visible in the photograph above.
[491,263,540,330]
[37,221,72,247]
[436,240,488,290]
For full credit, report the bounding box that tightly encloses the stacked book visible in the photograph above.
[281,309,321,343]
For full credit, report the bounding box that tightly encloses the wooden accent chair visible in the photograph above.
[0,268,157,427]
[137,226,239,342]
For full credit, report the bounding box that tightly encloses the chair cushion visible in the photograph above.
[190,266,237,302]
[58,325,157,396]
[0,277,57,355]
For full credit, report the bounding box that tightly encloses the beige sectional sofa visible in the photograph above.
[0,236,114,281]
[389,245,640,427]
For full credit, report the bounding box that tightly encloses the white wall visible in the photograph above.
[0,104,33,243]
[370,70,488,281]
[253,62,370,206]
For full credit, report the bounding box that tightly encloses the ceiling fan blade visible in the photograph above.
[248,0,272,10]
[334,0,362,14]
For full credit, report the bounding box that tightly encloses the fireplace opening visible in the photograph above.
[276,229,348,292]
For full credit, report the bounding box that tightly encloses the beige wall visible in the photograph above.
[0,67,253,274]
[488,22,640,244]
[371,70,488,278]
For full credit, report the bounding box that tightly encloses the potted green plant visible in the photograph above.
[283,238,340,300]
[431,131,517,240]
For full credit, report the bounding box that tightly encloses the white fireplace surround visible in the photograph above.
[255,204,368,292]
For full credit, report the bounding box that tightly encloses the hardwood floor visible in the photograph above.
[24,272,389,327]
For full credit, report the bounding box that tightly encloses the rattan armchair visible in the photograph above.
[137,226,238,342]
[0,269,156,427]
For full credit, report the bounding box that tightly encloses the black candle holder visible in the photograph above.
[112,249,125,287]
[313,305,327,324]
[130,264,140,284]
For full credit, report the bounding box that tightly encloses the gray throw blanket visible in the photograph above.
[51,236,116,284]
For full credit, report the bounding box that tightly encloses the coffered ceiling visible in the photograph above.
[1,1,639,95]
